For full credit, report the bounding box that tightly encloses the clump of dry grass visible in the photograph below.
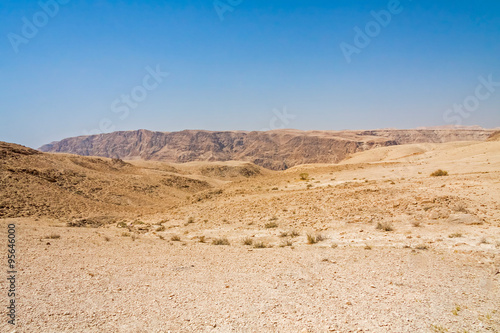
[265,222,278,229]
[430,169,448,177]
[415,244,428,250]
[307,233,325,244]
[331,243,338,249]
[121,232,130,237]
[212,237,230,246]
[448,233,463,238]
[117,221,128,228]
[45,234,61,239]
[104,236,111,242]
[253,241,268,248]
[279,240,293,247]
[290,230,300,237]
[478,237,489,245]
[454,204,468,213]
[364,245,372,250]
[242,237,253,246]
[376,221,394,232]
[184,217,195,226]
[171,235,181,242]
[411,220,422,227]
[198,235,206,243]
[156,225,166,232]
[279,231,289,238]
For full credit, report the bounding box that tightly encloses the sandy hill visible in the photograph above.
[487,131,500,141]
[38,128,494,170]
[0,141,265,219]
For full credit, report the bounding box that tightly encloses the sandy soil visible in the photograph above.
[1,140,499,332]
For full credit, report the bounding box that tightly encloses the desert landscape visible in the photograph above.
[1,129,499,332]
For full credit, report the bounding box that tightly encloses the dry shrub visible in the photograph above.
[376,222,394,232]
[212,237,230,246]
[430,169,448,177]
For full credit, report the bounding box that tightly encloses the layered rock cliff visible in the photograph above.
[39,129,494,170]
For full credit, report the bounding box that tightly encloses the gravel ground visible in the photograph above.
[1,218,498,333]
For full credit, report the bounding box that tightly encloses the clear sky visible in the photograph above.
[1,0,499,148]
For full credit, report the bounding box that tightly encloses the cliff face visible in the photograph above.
[39,129,494,170]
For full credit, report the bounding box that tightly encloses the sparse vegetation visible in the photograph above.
[411,220,422,227]
[479,237,489,245]
[454,204,468,213]
[290,230,300,237]
[265,222,278,229]
[156,225,166,232]
[307,234,316,244]
[279,240,293,247]
[331,243,338,249]
[431,169,448,177]
[45,234,61,239]
[299,172,309,180]
[242,237,253,246]
[212,237,230,245]
[279,231,289,237]
[307,233,325,244]
[171,235,181,242]
[117,221,128,228]
[430,324,449,333]
[364,245,372,250]
[253,241,268,248]
[452,305,461,316]
[448,233,463,238]
[198,236,206,243]
[415,244,428,250]
[376,221,394,232]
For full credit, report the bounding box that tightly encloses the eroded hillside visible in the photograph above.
[39,128,495,170]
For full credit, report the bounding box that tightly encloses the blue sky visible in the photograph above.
[1,0,499,148]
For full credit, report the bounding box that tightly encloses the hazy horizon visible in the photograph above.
[2,0,499,148]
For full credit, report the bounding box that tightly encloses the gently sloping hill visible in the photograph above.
[199,163,263,179]
[337,140,500,179]
[0,142,217,219]
[338,140,500,165]
[487,131,500,141]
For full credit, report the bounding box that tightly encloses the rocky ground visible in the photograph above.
[0,139,499,332]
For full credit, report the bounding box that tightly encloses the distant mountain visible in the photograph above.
[39,128,495,170]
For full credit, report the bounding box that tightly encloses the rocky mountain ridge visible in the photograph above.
[39,128,495,170]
